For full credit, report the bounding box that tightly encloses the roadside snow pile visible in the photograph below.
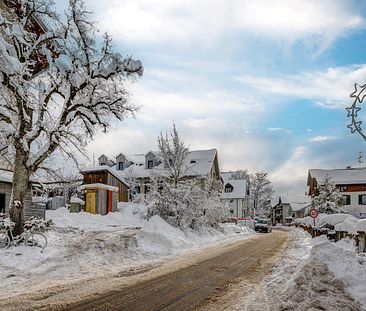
[296,213,355,228]
[335,217,360,234]
[136,215,193,254]
[280,260,361,311]
[0,202,253,298]
[276,234,365,310]
[310,236,366,308]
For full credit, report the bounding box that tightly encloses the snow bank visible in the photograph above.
[310,237,366,307]
[296,213,356,228]
[0,202,254,298]
[356,219,366,233]
[335,217,359,234]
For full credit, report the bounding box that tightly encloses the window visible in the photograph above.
[148,160,153,169]
[118,162,124,170]
[100,162,105,166]
[359,195,366,205]
[0,193,5,214]
[343,195,351,205]
[190,160,196,164]
[225,183,233,193]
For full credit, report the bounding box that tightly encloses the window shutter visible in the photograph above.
[359,195,362,205]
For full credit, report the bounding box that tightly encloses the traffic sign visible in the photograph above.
[309,208,319,219]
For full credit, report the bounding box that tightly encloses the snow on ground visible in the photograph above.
[234,227,363,310]
[0,203,253,298]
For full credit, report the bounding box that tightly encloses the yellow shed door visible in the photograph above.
[85,192,96,214]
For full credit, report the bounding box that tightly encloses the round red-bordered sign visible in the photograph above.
[309,208,319,219]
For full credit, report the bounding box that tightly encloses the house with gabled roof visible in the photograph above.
[95,148,221,196]
[221,178,249,218]
[272,195,311,225]
[308,167,366,217]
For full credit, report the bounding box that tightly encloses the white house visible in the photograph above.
[221,179,249,218]
[308,167,366,217]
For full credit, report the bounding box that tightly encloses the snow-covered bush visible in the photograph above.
[150,177,225,230]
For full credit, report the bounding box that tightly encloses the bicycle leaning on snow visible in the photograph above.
[0,214,49,253]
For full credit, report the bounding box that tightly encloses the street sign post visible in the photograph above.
[309,208,319,237]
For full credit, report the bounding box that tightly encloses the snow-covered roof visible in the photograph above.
[79,183,119,192]
[0,169,13,183]
[184,149,217,177]
[118,149,218,179]
[309,168,366,185]
[125,154,145,165]
[221,180,247,199]
[279,195,311,212]
[80,166,129,187]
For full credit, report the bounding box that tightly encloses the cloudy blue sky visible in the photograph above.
[61,0,366,195]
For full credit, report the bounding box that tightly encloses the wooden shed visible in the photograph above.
[0,169,44,219]
[80,166,130,215]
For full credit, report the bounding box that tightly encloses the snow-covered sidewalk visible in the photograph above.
[227,227,364,311]
[0,203,254,299]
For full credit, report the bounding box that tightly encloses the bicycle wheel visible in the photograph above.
[0,231,10,249]
[26,232,47,252]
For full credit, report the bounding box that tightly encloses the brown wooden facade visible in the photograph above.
[82,170,129,202]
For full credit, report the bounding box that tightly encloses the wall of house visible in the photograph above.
[106,173,129,202]
[340,191,366,216]
[224,198,246,218]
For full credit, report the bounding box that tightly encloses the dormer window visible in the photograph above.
[148,160,153,169]
[225,183,233,193]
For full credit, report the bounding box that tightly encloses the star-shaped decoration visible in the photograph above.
[346,106,361,117]
[347,121,362,133]
[350,83,366,103]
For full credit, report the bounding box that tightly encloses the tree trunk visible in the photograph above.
[9,150,30,236]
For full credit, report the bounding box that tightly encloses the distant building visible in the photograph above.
[221,178,250,218]
[272,195,310,225]
[308,167,366,217]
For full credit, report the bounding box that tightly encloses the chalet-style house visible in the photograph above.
[80,166,129,215]
[221,177,250,218]
[272,195,311,225]
[92,149,221,200]
[308,167,366,217]
[0,168,45,219]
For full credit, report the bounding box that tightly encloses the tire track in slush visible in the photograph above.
[55,231,289,311]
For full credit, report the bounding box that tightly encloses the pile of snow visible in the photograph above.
[309,236,366,308]
[335,217,360,234]
[357,219,366,233]
[0,202,254,298]
[296,213,356,228]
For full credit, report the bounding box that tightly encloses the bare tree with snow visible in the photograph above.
[0,0,143,234]
[151,124,224,230]
[249,172,274,218]
[157,123,189,187]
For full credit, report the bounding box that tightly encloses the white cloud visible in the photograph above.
[309,135,339,142]
[237,64,366,108]
[88,0,365,51]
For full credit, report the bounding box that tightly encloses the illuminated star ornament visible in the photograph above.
[347,83,366,141]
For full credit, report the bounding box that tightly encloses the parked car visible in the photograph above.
[254,219,272,233]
